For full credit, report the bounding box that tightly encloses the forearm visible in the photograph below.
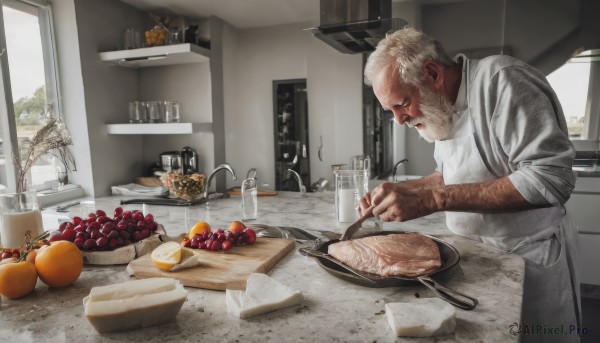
[432,176,550,213]
[399,171,444,189]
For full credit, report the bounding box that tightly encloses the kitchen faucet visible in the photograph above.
[287,169,306,194]
[204,163,237,202]
[246,168,257,180]
[392,159,409,183]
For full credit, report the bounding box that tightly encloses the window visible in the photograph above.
[547,50,600,152]
[547,61,590,139]
[0,0,61,192]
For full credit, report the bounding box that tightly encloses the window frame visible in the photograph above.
[0,0,62,193]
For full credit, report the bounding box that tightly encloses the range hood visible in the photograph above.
[310,0,408,54]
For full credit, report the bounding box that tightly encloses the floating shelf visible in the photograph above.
[106,123,213,135]
[99,43,210,68]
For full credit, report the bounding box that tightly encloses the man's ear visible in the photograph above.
[423,61,445,90]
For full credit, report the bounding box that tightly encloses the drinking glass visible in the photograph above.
[148,101,161,123]
[0,190,44,248]
[241,178,257,221]
[335,170,368,223]
[351,155,371,176]
[171,101,181,123]
[128,101,142,123]
[162,101,174,123]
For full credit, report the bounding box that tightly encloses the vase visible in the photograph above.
[0,189,44,249]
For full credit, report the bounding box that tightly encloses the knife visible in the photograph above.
[120,197,206,206]
[339,206,374,241]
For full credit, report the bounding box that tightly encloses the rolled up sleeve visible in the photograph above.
[490,66,576,206]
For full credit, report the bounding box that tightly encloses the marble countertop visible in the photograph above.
[0,192,524,342]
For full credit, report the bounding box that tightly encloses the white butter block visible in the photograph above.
[226,273,303,319]
[85,277,177,303]
[83,278,187,333]
[385,298,456,337]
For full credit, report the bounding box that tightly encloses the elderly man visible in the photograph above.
[361,27,580,342]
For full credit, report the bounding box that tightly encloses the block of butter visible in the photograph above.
[226,273,303,319]
[385,298,456,337]
[83,277,187,333]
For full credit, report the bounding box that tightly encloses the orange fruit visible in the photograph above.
[35,241,83,288]
[0,261,38,299]
[151,242,182,271]
[228,221,246,234]
[189,221,211,239]
[25,249,37,264]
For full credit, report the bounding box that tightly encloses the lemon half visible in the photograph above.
[151,242,182,271]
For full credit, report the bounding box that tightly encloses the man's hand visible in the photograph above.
[360,172,548,222]
[360,182,439,222]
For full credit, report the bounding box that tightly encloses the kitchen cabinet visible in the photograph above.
[99,44,212,135]
[566,176,600,286]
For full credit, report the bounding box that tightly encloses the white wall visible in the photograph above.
[222,22,363,190]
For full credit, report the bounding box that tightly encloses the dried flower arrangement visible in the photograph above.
[12,108,75,193]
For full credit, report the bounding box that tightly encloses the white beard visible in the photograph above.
[407,87,455,142]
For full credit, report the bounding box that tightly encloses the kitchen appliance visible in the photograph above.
[127,237,294,290]
[180,146,198,175]
[310,0,408,54]
[299,231,478,310]
[159,151,181,173]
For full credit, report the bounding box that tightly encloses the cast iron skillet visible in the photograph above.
[299,231,478,310]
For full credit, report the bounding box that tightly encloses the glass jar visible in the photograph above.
[0,190,44,249]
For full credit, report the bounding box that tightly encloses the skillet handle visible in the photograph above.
[417,276,478,311]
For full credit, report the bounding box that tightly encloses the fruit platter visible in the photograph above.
[48,207,164,265]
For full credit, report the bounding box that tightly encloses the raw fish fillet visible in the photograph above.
[328,233,441,277]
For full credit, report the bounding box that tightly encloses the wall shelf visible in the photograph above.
[106,123,213,135]
[99,43,210,68]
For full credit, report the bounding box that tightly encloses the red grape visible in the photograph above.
[217,233,226,242]
[96,237,108,249]
[237,234,248,246]
[62,228,76,242]
[144,214,154,222]
[222,240,232,251]
[211,240,222,251]
[247,234,256,245]
[49,233,63,242]
[132,211,144,221]
[198,242,207,249]
[113,207,123,217]
[88,213,97,220]
[122,211,132,220]
[83,239,96,250]
[96,215,110,224]
[107,230,120,240]
[243,228,256,238]
[116,221,128,230]
[95,209,107,217]
[90,229,102,240]
[74,237,84,249]
[75,232,87,240]
[72,216,83,226]
[88,221,101,230]
[119,231,130,240]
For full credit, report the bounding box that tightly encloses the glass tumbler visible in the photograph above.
[148,101,161,123]
[351,155,371,178]
[335,170,368,223]
[241,178,257,221]
[128,101,142,123]
[0,189,44,248]
[171,101,181,123]
[162,101,174,123]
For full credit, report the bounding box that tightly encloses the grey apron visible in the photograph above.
[434,99,581,342]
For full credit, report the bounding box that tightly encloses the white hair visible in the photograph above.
[364,26,454,87]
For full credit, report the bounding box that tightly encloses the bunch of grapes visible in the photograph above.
[49,208,159,251]
[181,227,256,252]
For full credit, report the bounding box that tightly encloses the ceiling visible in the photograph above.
[118,0,444,29]
[119,0,321,29]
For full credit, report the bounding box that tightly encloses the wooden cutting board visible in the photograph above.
[224,187,278,196]
[126,238,294,291]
